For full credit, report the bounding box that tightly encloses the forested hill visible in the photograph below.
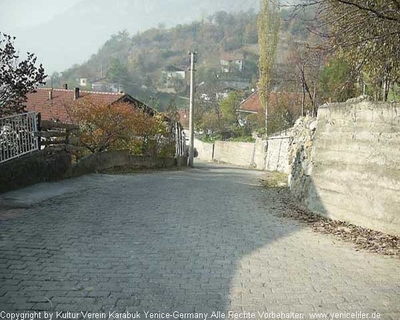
[51,8,311,110]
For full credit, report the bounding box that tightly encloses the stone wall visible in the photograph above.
[0,149,186,194]
[66,151,185,177]
[290,98,400,235]
[288,116,317,204]
[0,149,71,193]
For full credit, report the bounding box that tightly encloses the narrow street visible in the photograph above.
[0,162,399,319]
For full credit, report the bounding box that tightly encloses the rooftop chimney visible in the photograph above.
[74,87,80,100]
[63,83,68,90]
[48,89,53,100]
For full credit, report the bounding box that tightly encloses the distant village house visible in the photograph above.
[158,66,187,94]
[220,53,245,73]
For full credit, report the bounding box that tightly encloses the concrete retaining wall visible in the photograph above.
[194,138,260,168]
[291,99,400,235]
[194,139,214,161]
[214,141,255,167]
[194,137,290,172]
[265,137,290,173]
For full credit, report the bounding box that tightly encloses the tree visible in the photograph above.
[214,11,230,26]
[165,98,179,123]
[286,39,326,116]
[298,0,400,101]
[220,91,241,128]
[0,33,46,116]
[106,58,131,90]
[198,110,222,136]
[67,99,171,155]
[196,91,248,139]
[319,56,359,103]
[257,0,280,134]
[268,92,300,134]
[245,22,258,44]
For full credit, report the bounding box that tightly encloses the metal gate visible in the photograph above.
[0,112,39,164]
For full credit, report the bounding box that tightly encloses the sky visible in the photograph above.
[0,0,82,30]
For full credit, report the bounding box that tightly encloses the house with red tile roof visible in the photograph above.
[238,91,263,115]
[25,87,155,123]
[238,91,305,119]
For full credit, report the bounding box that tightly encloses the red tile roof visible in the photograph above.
[239,91,263,113]
[25,88,149,123]
[239,91,305,118]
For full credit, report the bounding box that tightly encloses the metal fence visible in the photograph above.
[0,112,39,164]
[175,123,187,157]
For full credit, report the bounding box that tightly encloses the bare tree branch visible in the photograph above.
[336,0,400,22]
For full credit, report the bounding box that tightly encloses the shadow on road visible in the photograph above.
[0,161,299,315]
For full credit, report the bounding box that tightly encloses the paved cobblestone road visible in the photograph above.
[0,162,399,319]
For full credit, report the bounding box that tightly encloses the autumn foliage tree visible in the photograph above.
[68,100,174,156]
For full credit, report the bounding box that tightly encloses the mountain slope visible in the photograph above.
[10,0,262,73]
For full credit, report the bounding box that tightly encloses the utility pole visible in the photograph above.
[188,51,197,167]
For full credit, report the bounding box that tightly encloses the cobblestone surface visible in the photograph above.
[0,162,399,319]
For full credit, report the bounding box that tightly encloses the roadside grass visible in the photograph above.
[259,171,288,189]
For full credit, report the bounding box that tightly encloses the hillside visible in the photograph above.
[50,7,311,111]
